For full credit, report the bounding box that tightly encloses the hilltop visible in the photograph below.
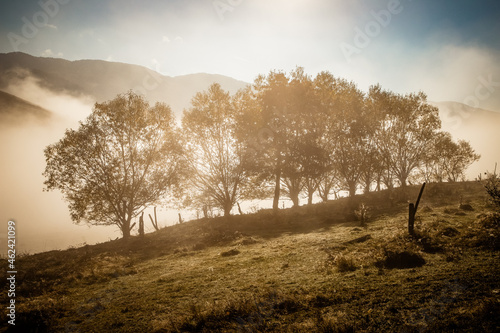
[0,52,249,115]
[1,181,499,332]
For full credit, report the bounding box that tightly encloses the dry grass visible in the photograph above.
[1,181,499,332]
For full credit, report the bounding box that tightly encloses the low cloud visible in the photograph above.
[41,48,63,57]
[0,76,117,255]
[409,44,500,111]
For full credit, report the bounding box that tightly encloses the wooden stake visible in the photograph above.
[409,182,426,236]
[148,206,160,231]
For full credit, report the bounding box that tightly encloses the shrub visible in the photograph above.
[484,172,500,210]
[473,212,500,250]
[376,250,426,269]
[354,203,370,226]
[334,254,357,272]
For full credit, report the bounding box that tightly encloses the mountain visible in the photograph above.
[0,90,51,124]
[0,52,249,115]
[431,101,500,177]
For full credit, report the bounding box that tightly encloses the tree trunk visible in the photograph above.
[139,212,144,237]
[399,171,409,188]
[308,191,314,205]
[291,192,300,207]
[319,183,330,202]
[223,203,232,217]
[121,219,131,239]
[348,183,357,197]
[272,168,281,212]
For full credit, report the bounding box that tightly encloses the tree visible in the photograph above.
[182,83,246,216]
[280,68,326,206]
[423,132,480,182]
[236,70,294,211]
[313,71,341,201]
[443,138,480,182]
[371,86,441,187]
[43,92,183,239]
[329,77,370,197]
[239,68,328,208]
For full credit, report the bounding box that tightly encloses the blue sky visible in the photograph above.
[1,0,499,110]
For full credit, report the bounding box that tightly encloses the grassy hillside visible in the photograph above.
[1,182,499,332]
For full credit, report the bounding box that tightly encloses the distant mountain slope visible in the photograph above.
[0,90,51,123]
[0,52,497,177]
[432,101,500,176]
[0,52,249,115]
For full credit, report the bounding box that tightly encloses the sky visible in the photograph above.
[0,0,499,254]
[0,0,499,111]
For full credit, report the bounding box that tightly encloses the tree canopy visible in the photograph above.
[43,92,183,238]
[181,83,247,217]
[44,68,481,235]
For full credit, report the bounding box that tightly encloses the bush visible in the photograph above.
[376,250,426,269]
[484,173,500,210]
[473,212,500,250]
[334,254,357,272]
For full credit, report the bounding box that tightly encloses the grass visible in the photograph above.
[1,181,499,332]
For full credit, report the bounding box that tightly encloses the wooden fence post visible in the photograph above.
[139,212,145,237]
[408,182,426,236]
[148,206,160,231]
[408,203,415,236]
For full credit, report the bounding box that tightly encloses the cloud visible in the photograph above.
[162,36,170,43]
[407,44,500,110]
[0,75,111,255]
[41,49,63,57]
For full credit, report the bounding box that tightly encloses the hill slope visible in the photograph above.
[1,182,499,332]
[0,90,51,124]
[433,101,500,177]
[0,52,249,115]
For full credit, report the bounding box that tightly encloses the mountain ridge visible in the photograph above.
[0,52,250,115]
[0,89,51,123]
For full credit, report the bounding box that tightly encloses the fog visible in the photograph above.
[0,78,182,255]
[1,74,497,256]
[0,78,107,255]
